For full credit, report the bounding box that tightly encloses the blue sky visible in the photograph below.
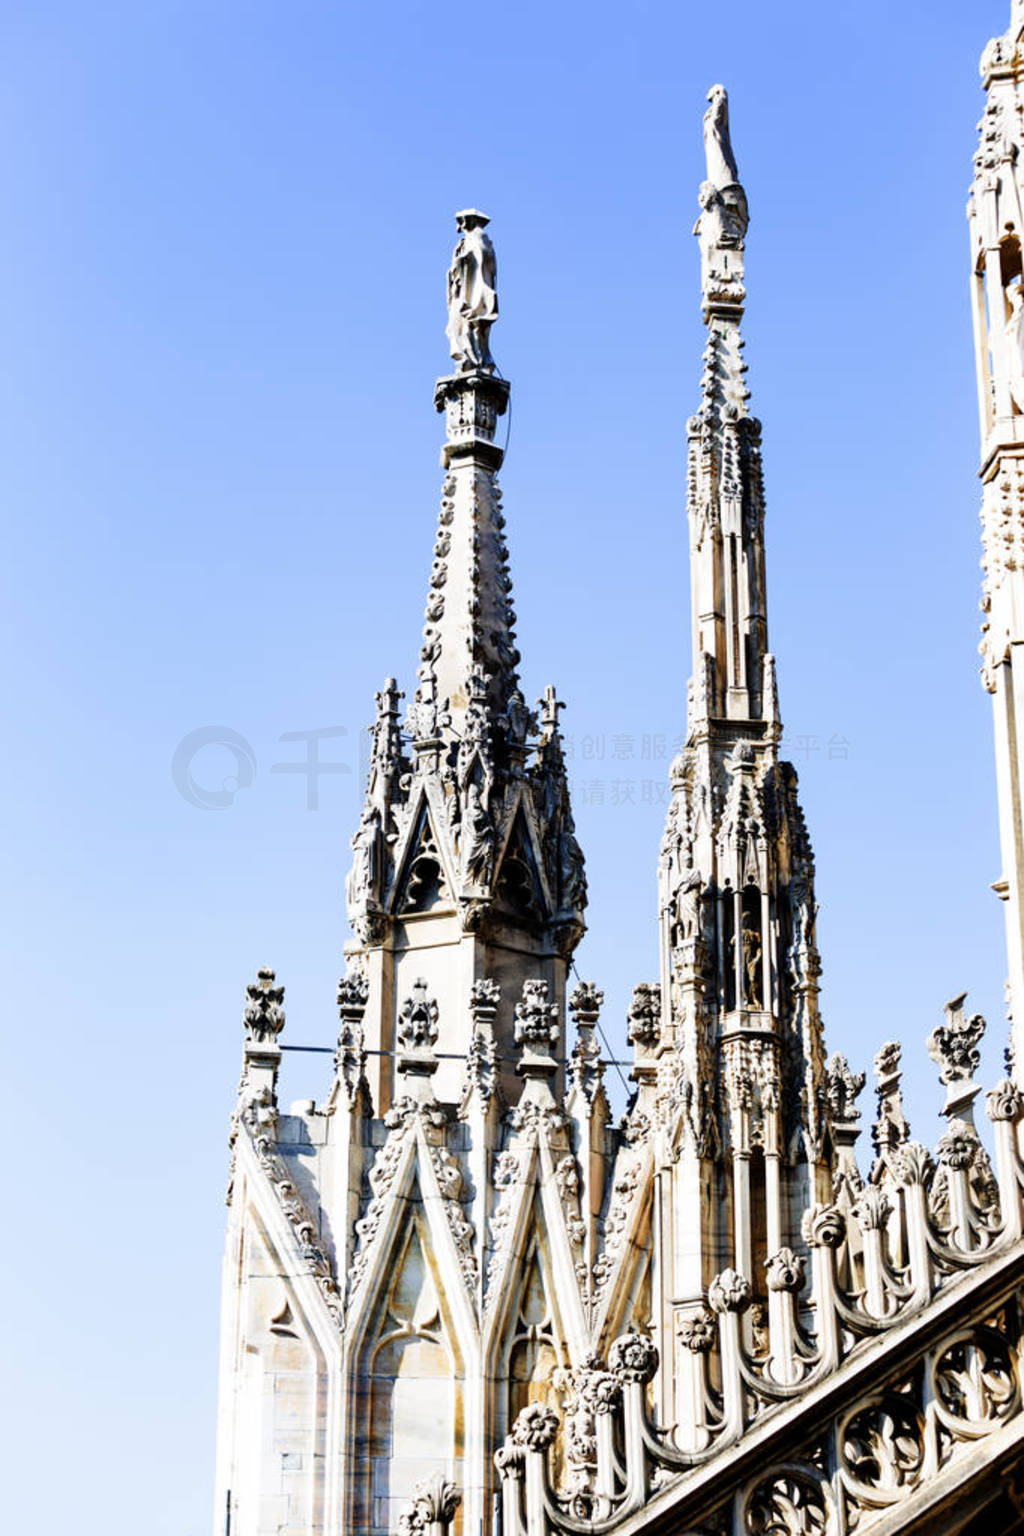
[0,2,1013,1532]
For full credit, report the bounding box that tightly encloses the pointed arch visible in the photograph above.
[492,799,550,922]
[390,792,457,915]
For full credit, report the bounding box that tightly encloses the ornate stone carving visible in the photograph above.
[235,1093,343,1327]
[936,1121,978,1173]
[824,1053,865,1122]
[871,1040,911,1168]
[841,1395,923,1493]
[335,969,370,1107]
[430,1143,477,1288]
[608,1332,659,1384]
[593,1159,641,1292]
[462,978,501,1108]
[396,1473,462,1536]
[627,982,661,1048]
[514,978,559,1050]
[744,1473,826,1536]
[568,979,603,1028]
[568,980,605,1105]
[397,979,440,1052]
[891,1141,935,1187]
[765,1248,805,1293]
[928,993,986,1085]
[511,1403,560,1451]
[708,1268,752,1314]
[851,1186,892,1232]
[800,1202,846,1249]
[243,967,285,1043]
[933,1330,1017,1425]
[987,1076,1024,1120]
[676,1308,717,1353]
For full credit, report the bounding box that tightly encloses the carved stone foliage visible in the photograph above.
[708,1268,752,1314]
[933,1328,1017,1428]
[236,1093,343,1327]
[396,1472,462,1536]
[568,981,605,1105]
[744,1473,826,1536]
[871,1039,911,1166]
[515,978,559,1051]
[608,1332,659,1384]
[243,967,285,1043]
[512,1403,560,1451]
[335,969,370,1106]
[627,983,661,1048]
[840,1394,923,1493]
[824,1053,865,1122]
[398,979,440,1052]
[430,1142,478,1289]
[593,1158,641,1293]
[801,1202,846,1249]
[677,1308,716,1354]
[765,1248,805,1294]
[927,994,985,1085]
[561,1355,621,1508]
[463,978,501,1108]
[483,1150,521,1299]
[568,980,603,1028]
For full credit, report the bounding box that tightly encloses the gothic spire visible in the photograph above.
[970,0,1024,1070]
[688,85,776,732]
[410,210,526,750]
[657,90,829,1307]
[343,212,586,1109]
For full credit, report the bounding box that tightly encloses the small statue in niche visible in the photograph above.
[1006,280,1024,414]
[742,923,762,1009]
[446,209,498,373]
[348,803,381,909]
[674,868,703,942]
[462,777,494,886]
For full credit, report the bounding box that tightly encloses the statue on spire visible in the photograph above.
[695,85,748,314]
[446,210,498,373]
[703,84,739,189]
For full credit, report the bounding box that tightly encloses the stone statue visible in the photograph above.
[446,209,498,373]
[696,179,747,250]
[742,923,762,1009]
[695,84,748,301]
[462,777,494,885]
[1006,281,1024,413]
[703,84,740,189]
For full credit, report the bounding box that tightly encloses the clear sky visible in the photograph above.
[0,2,1013,1532]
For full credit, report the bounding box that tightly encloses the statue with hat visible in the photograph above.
[446,210,498,373]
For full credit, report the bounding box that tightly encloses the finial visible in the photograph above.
[446,209,498,373]
[395,978,441,1103]
[240,966,284,1104]
[243,967,285,1044]
[538,684,565,736]
[928,992,986,1125]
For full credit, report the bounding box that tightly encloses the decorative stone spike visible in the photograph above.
[928,992,986,1126]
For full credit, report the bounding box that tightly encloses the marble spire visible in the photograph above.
[344,213,586,1107]
[658,89,830,1314]
[970,0,1024,1072]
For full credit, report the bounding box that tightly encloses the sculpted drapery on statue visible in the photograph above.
[703,83,739,188]
[695,84,748,311]
[446,208,499,373]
